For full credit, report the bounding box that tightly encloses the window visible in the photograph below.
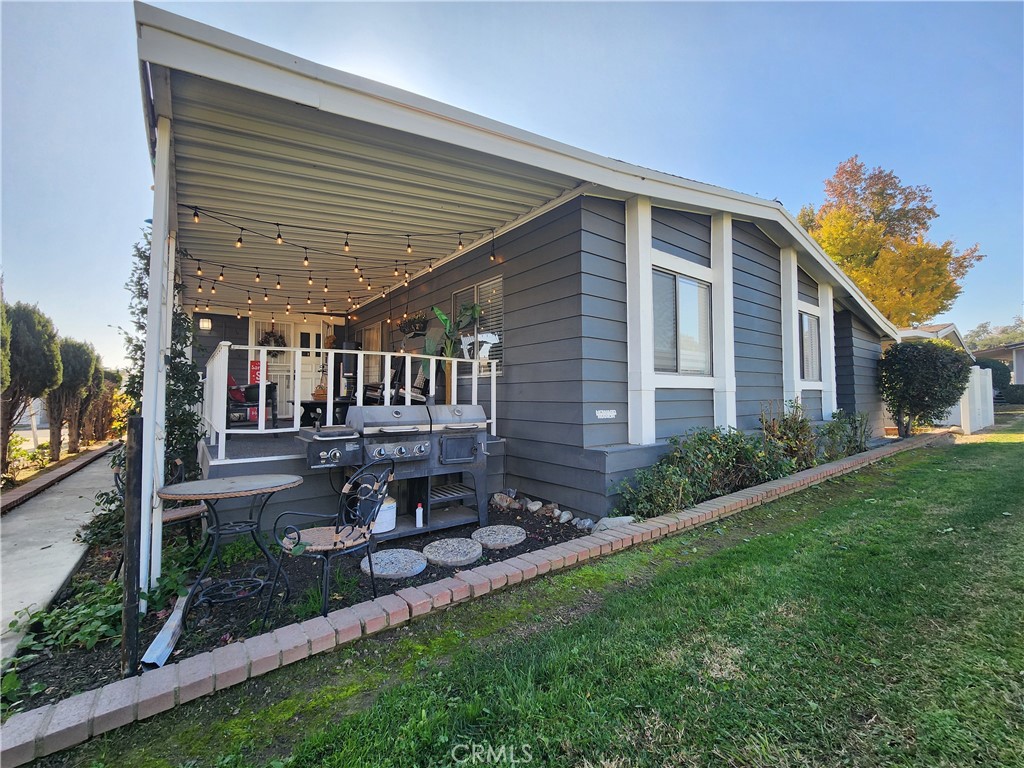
[452,276,503,374]
[800,312,821,381]
[653,269,712,375]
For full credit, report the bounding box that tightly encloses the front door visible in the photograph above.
[295,320,330,400]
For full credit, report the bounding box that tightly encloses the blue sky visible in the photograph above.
[2,1,1021,369]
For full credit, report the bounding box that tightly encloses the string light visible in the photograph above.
[205,300,210,311]
[406,235,412,255]
[347,293,353,305]
[428,260,434,272]
[307,271,313,286]
[276,275,282,290]
[236,309,241,319]
[343,234,350,252]
[394,261,399,277]
[271,313,276,327]
[358,271,364,283]
[323,301,328,313]
[302,314,307,323]
[306,292,312,304]
[302,248,309,267]
[275,225,283,245]
[323,278,329,293]
[404,265,410,280]
[197,281,203,294]
[248,307,252,316]
[192,207,200,224]
[218,268,225,282]
[210,283,216,295]
[255,269,261,283]
[458,233,464,250]
[490,229,496,261]
[235,228,244,248]
[263,290,269,302]
[247,292,252,305]
[196,261,203,276]
[286,298,292,312]
[353,262,359,274]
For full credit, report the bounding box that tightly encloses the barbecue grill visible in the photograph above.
[293,404,489,538]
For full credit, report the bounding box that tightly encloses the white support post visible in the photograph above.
[140,115,174,601]
[710,213,737,428]
[625,196,656,445]
[780,247,801,404]
[818,283,838,418]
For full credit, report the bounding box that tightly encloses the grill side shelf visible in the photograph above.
[429,483,475,503]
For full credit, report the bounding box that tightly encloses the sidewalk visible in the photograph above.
[1,457,116,660]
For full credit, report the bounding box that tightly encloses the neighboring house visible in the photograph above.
[972,341,1024,385]
[132,4,898,580]
[894,323,994,434]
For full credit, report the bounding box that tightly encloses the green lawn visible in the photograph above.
[57,414,1023,768]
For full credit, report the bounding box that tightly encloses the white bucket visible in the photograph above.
[373,496,397,533]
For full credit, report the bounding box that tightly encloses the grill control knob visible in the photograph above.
[327,448,343,463]
[319,451,328,459]
[395,445,408,457]
[414,443,428,455]
[374,447,387,458]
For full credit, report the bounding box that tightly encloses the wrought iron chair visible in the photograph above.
[262,458,395,624]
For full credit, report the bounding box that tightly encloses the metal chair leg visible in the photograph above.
[320,556,332,617]
[367,542,378,599]
[259,555,286,633]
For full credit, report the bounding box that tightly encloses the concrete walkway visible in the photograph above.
[1,459,116,660]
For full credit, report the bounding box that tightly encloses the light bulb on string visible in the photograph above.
[323,278,329,293]
[235,229,244,248]
[247,292,252,305]
[210,283,216,295]
[358,272,363,283]
[218,268,225,282]
[353,262,359,274]
[255,269,261,283]
[192,207,200,224]
[490,229,496,261]
[271,313,275,328]
[205,300,210,311]
[394,261,399,277]
[347,293,353,305]
[248,307,252,316]
[196,261,203,277]
[458,233,464,250]
[276,275,282,290]
[323,301,328,313]
[406,235,412,255]
[302,248,309,267]
[306,292,312,304]
[236,309,241,320]
[197,281,203,294]
[302,314,307,323]
[263,290,269,302]
[428,260,434,272]
[286,298,292,312]
[404,265,410,280]
[275,225,283,245]
[344,234,350,252]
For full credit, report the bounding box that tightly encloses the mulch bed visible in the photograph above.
[9,502,584,711]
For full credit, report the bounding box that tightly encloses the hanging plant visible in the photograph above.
[257,330,287,358]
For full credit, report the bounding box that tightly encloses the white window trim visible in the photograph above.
[798,302,823,387]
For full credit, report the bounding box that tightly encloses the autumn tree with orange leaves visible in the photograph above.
[798,156,982,326]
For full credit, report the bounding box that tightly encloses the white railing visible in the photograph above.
[202,343,498,460]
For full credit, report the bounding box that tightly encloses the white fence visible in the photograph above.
[201,342,498,460]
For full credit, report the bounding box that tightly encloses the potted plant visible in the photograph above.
[257,329,287,358]
[422,303,481,402]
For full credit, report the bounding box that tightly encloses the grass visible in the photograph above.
[44,412,1023,767]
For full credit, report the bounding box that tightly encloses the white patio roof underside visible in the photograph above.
[161,69,583,316]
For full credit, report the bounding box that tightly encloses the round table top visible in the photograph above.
[157,473,303,501]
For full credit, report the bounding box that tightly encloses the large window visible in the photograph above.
[653,269,712,375]
[799,311,821,381]
[452,276,503,374]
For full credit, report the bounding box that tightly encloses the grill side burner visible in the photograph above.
[295,425,363,469]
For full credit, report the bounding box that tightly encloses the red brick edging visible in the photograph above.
[0,443,119,515]
[0,432,948,765]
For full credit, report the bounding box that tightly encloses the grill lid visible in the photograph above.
[427,404,487,429]
[346,405,432,434]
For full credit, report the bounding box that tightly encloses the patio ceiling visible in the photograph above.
[165,71,583,318]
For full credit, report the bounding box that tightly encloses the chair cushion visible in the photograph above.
[283,524,370,554]
[226,375,246,402]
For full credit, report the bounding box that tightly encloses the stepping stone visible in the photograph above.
[422,538,483,567]
[471,525,527,550]
[360,548,427,579]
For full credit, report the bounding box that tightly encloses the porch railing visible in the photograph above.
[201,343,498,460]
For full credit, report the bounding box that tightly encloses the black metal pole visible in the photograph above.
[121,416,143,677]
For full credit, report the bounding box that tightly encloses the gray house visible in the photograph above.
[134,4,896,581]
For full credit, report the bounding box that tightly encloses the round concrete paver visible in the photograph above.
[422,537,483,567]
[471,524,527,550]
[360,548,427,579]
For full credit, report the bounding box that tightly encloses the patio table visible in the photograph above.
[157,473,302,626]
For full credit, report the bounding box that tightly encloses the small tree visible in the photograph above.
[975,358,1011,392]
[878,340,972,437]
[1,302,62,474]
[46,339,98,461]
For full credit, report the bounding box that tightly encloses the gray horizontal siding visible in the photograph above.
[797,267,819,306]
[732,221,784,430]
[800,390,823,421]
[655,388,715,439]
[834,309,884,435]
[651,208,712,268]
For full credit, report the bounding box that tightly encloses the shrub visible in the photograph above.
[760,400,817,471]
[976,358,1012,391]
[616,462,692,520]
[1003,385,1024,404]
[878,340,973,437]
[817,410,871,462]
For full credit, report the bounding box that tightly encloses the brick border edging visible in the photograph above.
[0,432,948,765]
[1,443,119,515]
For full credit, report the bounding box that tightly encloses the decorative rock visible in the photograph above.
[526,500,543,513]
[593,515,635,533]
[423,538,483,567]
[540,503,559,517]
[360,549,427,579]
[573,517,595,532]
[557,510,573,524]
[472,525,527,550]
[491,492,515,510]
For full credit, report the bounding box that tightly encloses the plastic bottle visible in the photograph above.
[415,502,424,528]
